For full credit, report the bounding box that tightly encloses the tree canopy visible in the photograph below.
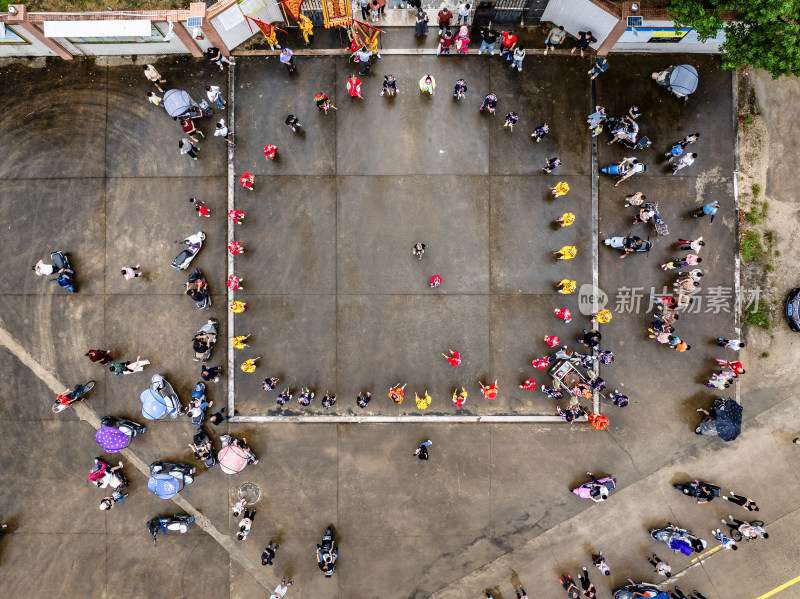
[668,0,800,79]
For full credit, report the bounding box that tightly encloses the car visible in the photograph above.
[786,288,800,331]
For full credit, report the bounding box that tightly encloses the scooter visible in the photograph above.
[186,268,210,310]
[604,235,653,255]
[100,415,147,438]
[53,380,95,413]
[147,514,195,545]
[88,458,128,490]
[650,524,707,555]
[171,231,205,270]
[605,117,652,150]
[674,480,721,501]
[192,318,218,362]
[150,461,196,484]
[316,527,338,578]
[192,427,217,468]
[572,472,617,501]
[50,250,76,292]
[189,383,208,426]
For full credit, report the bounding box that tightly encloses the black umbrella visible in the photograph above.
[714,398,742,441]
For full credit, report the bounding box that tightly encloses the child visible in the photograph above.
[263,144,277,161]
[554,245,576,260]
[121,265,142,280]
[239,173,255,190]
[412,242,426,259]
[531,123,549,142]
[453,78,467,100]
[452,387,468,407]
[430,275,442,288]
[415,391,432,410]
[557,213,575,228]
[543,156,562,173]
[551,181,570,198]
[276,388,293,406]
[388,383,406,404]
[624,192,646,207]
[240,357,259,373]
[262,377,279,391]
[228,209,245,224]
[322,393,336,409]
[228,240,244,255]
[544,335,560,347]
[229,301,246,313]
[437,31,454,56]
[610,389,628,407]
[346,74,363,99]
[554,307,572,323]
[381,74,399,96]
[518,378,536,390]
[285,114,302,132]
[231,335,250,349]
[189,197,210,217]
[540,385,563,399]
[356,392,371,408]
[503,111,518,131]
[479,92,498,114]
[442,349,461,366]
[227,274,243,290]
[479,380,499,399]
[419,75,436,95]
[298,387,315,406]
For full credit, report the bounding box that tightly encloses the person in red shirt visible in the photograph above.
[554,308,572,323]
[544,335,560,348]
[228,240,244,255]
[519,378,536,390]
[228,209,245,224]
[264,145,277,161]
[500,30,517,61]
[388,383,406,404]
[437,7,453,34]
[430,275,442,288]
[189,197,210,217]
[531,357,549,370]
[479,380,498,400]
[86,349,113,364]
[240,173,255,190]
[442,349,461,367]
[452,387,467,407]
[346,74,363,99]
[227,274,243,290]
[180,118,204,143]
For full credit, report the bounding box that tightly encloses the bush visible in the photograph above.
[741,230,764,261]
[744,299,772,330]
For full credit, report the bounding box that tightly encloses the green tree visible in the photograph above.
[668,0,800,79]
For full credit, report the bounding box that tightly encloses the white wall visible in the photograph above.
[541,0,620,48]
[55,22,192,56]
[0,25,57,56]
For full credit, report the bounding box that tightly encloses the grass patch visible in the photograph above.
[775,250,781,257]
[744,200,769,225]
[741,230,764,261]
[744,299,772,330]
[761,351,770,359]
[765,263,776,272]
[765,230,775,245]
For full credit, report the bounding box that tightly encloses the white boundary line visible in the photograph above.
[229,415,582,423]
[590,79,601,416]
[731,69,741,406]
[226,61,236,416]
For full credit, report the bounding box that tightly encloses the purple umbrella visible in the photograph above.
[95,426,130,453]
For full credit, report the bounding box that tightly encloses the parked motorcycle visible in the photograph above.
[572,472,616,502]
[192,318,218,362]
[140,374,183,420]
[88,458,128,490]
[147,514,195,545]
[316,527,338,578]
[50,250,76,292]
[605,117,652,150]
[148,461,196,499]
[96,416,147,453]
[674,480,721,503]
[191,427,217,468]
[53,380,95,413]
[186,268,211,310]
[650,523,707,555]
[604,234,653,256]
[172,231,205,270]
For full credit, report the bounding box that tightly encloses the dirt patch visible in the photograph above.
[6,0,191,13]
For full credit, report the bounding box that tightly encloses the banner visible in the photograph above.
[320,0,352,28]
[278,0,304,23]
[245,15,287,37]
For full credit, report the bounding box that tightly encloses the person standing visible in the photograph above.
[510,46,526,72]
[478,26,499,55]
[360,0,370,20]
[86,349,113,364]
[381,74,399,96]
[215,119,235,146]
[179,138,199,160]
[503,111,519,131]
[207,47,232,69]
[189,197,210,217]
[270,579,294,599]
[346,74,363,99]
[280,48,296,73]
[589,56,609,79]
[414,440,432,460]
[437,30,454,56]
[355,45,373,75]
[298,13,314,45]
[143,64,166,92]
[558,574,581,598]
[693,201,720,223]
[202,363,223,383]
[121,265,143,279]
[454,25,470,53]
[717,337,744,350]
[500,29,517,60]
[262,541,279,565]
[206,85,226,110]
[415,8,429,36]
[570,31,597,57]
[646,554,671,578]
[236,509,256,541]
[544,25,565,54]
[457,2,471,25]
[676,236,705,252]
[453,78,468,99]
[147,91,162,106]
[180,118,204,143]
[437,6,452,34]
[673,153,698,175]
[419,75,436,95]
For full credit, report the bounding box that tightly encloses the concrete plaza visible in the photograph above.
[1,47,793,599]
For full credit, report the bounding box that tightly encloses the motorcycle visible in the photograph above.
[140,374,183,420]
[191,427,217,468]
[186,268,211,310]
[650,524,707,555]
[188,383,208,426]
[674,480,721,503]
[171,231,205,271]
[604,235,653,255]
[50,250,76,292]
[96,416,147,453]
[53,380,95,413]
[147,514,195,545]
[605,117,652,150]
[218,435,258,474]
[88,458,128,490]
[316,527,338,578]
[148,461,196,499]
[572,472,616,501]
[193,318,218,362]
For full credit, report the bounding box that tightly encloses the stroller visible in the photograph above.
[643,202,669,236]
[163,89,214,120]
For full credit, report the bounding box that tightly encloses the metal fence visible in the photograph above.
[492,0,527,22]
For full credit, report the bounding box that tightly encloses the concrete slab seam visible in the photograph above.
[227,60,236,418]
[731,69,741,407]
[590,78,600,416]
[228,415,578,423]
[0,317,280,594]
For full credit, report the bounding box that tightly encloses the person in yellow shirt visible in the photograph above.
[557,279,576,294]
[554,246,577,260]
[230,300,247,313]
[389,383,406,404]
[231,335,250,349]
[240,357,260,373]
[298,14,314,47]
[415,391,432,410]
[594,309,613,324]
[264,25,281,50]
[557,212,575,227]
[551,181,570,198]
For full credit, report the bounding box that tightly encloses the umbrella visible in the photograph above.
[95,426,130,453]
[714,398,742,441]
[148,473,184,499]
[140,388,168,420]
[218,445,249,474]
[669,64,698,96]
[163,89,192,118]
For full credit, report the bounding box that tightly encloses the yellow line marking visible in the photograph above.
[756,574,800,599]
[690,544,722,562]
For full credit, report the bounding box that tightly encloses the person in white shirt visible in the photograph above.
[270,579,294,599]
[457,2,471,25]
[206,85,226,109]
[214,119,234,146]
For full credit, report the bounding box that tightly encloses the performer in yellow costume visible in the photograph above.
[298,14,314,46]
